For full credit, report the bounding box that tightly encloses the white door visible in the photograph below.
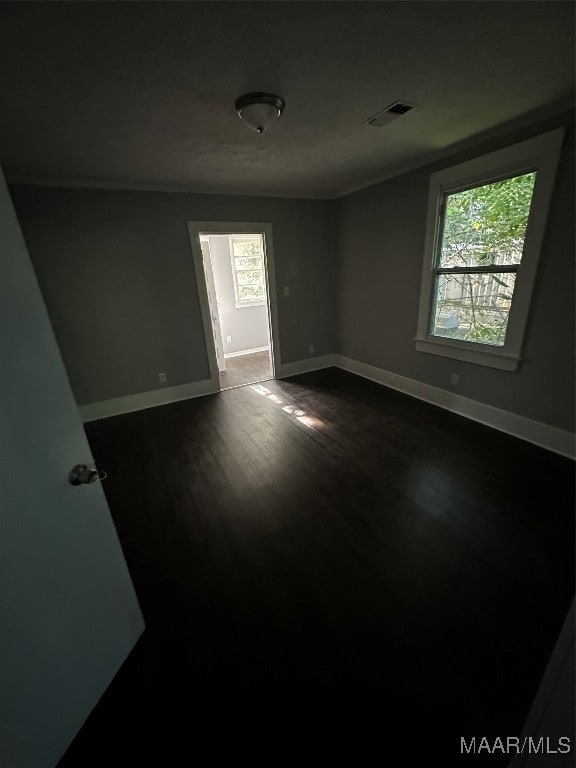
[200,238,226,373]
[0,166,144,768]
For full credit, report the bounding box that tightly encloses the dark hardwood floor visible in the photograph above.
[219,349,272,389]
[58,369,574,767]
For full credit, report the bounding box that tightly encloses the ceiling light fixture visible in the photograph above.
[235,92,285,134]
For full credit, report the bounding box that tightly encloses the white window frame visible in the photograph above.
[415,128,564,372]
[229,234,267,308]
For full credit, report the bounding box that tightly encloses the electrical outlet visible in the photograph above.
[284,286,290,297]
[159,372,167,384]
[450,373,460,386]
[226,336,232,344]
[308,344,315,354]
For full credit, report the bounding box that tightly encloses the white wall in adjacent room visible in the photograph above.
[207,234,269,356]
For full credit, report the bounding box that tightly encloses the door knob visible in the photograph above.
[69,464,106,485]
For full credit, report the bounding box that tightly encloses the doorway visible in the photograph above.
[188,222,280,392]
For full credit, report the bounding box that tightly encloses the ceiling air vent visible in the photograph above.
[364,100,418,127]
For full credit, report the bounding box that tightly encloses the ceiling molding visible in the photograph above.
[6,175,334,201]
[335,96,575,198]
[7,99,574,202]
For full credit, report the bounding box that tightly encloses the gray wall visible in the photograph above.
[10,187,336,405]
[9,111,574,432]
[336,111,575,432]
[207,235,269,355]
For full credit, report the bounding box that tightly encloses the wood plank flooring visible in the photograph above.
[58,369,574,767]
[219,349,272,389]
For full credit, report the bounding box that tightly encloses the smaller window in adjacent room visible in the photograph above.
[230,235,267,308]
[415,129,564,371]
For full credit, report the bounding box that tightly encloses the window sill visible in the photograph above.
[415,338,520,371]
[235,300,266,309]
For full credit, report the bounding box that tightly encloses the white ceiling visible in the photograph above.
[0,1,573,198]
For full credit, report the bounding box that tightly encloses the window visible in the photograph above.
[230,235,267,307]
[431,172,536,347]
[415,129,563,371]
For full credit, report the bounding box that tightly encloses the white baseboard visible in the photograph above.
[78,353,575,459]
[79,378,217,422]
[224,346,269,359]
[276,354,336,379]
[335,355,575,460]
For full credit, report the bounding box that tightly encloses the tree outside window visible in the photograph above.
[432,172,536,346]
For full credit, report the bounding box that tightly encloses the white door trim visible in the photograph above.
[187,221,281,390]
[199,237,226,373]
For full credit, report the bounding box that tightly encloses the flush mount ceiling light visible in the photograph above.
[235,92,285,134]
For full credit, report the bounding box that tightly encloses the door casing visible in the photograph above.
[199,236,226,373]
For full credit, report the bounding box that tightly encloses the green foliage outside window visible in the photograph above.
[433,172,536,346]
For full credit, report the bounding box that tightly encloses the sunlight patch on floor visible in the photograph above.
[251,384,271,396]
[296,415,323,428]
[251,385,324,429]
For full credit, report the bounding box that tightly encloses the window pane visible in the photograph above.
[232,239,262,258]
[238,285,265,301]
[432,272,516,346]
[439,172,536,268]
[236,269,263,286]
[234,255,261,271]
